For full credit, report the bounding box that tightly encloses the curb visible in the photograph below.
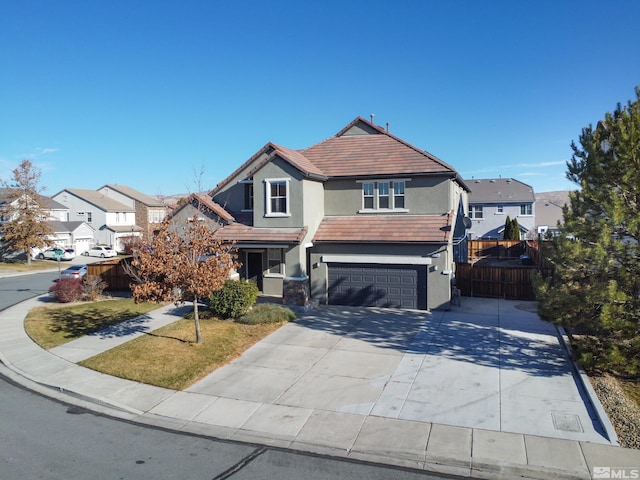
[556,326,619,446]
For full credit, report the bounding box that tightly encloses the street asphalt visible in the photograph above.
[1,293,639,479]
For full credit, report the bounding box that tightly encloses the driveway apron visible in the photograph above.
[187,298,609,444]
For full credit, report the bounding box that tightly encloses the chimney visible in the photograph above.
[370,113,375,124]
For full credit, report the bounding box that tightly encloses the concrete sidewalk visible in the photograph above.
[1,295,639,479]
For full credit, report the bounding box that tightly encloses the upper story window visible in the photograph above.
[378,182,390,209]
[244,183,254,210]
[360,180,407,211]
[470,205,483,219]
[265,178,290,217]
[520,204,532,216]
[148,210,165,223]
[393,181,405,208]
[496,205,504,214]
[363,183,375,209]
[87,211,92,223]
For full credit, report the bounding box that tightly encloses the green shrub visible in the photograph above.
[51,278,84,303]
[236,303,296,325]
[207,280,259,319]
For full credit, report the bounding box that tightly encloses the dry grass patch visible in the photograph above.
[25,299,164,350]
[79,318,285,390]
[0,260,55,272]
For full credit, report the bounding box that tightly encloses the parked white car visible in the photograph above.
[37,247,75,261]
[84,246,117,258]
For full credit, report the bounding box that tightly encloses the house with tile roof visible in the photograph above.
[465,178,536,240]
[97,184,167,239]
[201,116,470,310]
[51,188,139,251]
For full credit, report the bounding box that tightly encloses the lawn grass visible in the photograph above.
[0,260,57,272]
[24,299,164,350]
[79,318,286,390]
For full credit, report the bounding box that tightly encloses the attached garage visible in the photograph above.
[327,263,427,310]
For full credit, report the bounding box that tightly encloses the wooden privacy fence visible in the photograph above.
[455,263,540,300]
[468,240,524,262]
[456,241,554,300]
[87,257,132,291]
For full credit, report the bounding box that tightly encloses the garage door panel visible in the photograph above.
[328,264,426,310]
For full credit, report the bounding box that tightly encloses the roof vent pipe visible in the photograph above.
[386,122,389,132]
[370,113,375,124]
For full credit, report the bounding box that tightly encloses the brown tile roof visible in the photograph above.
[169,193,235,223]
[217,224,308,244]
[301,117,457,178]
[212,117,460,196]
[269,144,326,179]
[191,194,235,222]
[211,142,326,196]
[313,214,452,243]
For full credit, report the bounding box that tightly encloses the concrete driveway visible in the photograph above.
[187,297,610,444]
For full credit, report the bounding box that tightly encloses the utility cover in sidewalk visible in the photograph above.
[552,412,583,432]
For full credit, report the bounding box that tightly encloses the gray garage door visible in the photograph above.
[328,264,427,310]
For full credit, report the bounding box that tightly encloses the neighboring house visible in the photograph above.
[51,189,139,251]
[204,116,470,310]
[0,189,93,257]
[97,184,167,239]
[169,193,235,229]
[465,178,535,239]
[42,221,96,254]
[535,191,570,237]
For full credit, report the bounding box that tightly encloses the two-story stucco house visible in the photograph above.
[51,189,138,251]
[97,184,167,239]
[0,189,95,256]
[465,178,535,240]
[201,117,469,310]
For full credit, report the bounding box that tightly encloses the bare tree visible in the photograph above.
[127,208,237,344]
[0,160,53,264]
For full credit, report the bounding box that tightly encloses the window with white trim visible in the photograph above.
[148,210,165,223]
[393,181,405,208]
[362,182,374,209]
[360,180,406,210]
[267,248,283,275]
[265,179,290,216]
[520,204,532,215]
[470,205,483,219]
[378,182,390,209]
[87,211,92,223]
[496,205,503,214]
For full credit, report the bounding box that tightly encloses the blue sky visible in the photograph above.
[1,1,639,197]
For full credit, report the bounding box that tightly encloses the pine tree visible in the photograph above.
[503,215,512,240]
[510,217,520,240]
[503,215,520,240]
[536,87,640,375]
[0,160,53,264]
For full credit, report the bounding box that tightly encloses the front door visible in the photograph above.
[246,252,263,291]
